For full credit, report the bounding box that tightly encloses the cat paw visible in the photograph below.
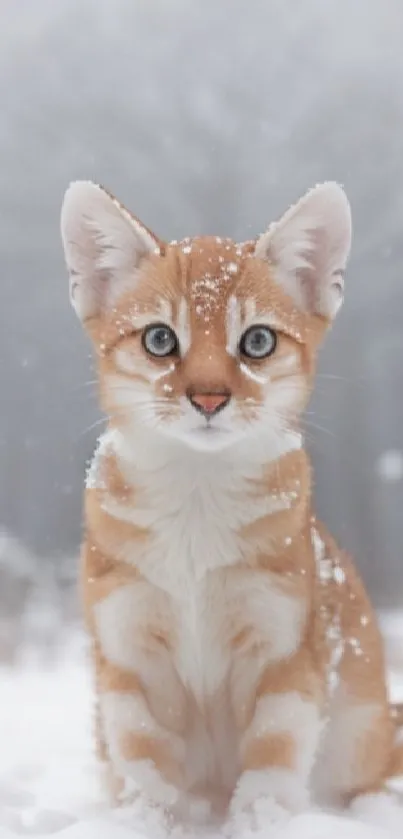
[116,759,179,812]
[229,768,309,830]
[172,793,212,824]
[226,797,289,836]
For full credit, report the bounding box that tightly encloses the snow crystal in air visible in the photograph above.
[376,449,403,482]
[333,565,346,585]
[327,622,345,694]
[311,527,325,562]
[226,262,238,274]
[191,274,222,322]
[85,429,117,490]
[348,636,364,657]
[311,527,346,694]
[319,558,334,582]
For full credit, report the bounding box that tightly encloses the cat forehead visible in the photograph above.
[113,235,306,327]
[98,233,313,348]
[140,236,271,306]
[166,236,252,287]
[119,236,263,322]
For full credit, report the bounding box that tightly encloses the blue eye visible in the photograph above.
[240,325,277,359]
[142,324,179,357]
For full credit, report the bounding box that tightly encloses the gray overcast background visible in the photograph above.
[1,0,403,611]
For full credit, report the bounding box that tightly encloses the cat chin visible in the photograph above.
[163,425,246,453]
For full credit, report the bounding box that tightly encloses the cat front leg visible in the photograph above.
[89,575,188,812]
[230,651,323,823]
[98,670,185,809]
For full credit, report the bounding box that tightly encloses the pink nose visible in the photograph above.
[188,391,230,417]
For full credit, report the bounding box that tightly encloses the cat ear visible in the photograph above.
[254,182,352,320]
[61,181,161,322]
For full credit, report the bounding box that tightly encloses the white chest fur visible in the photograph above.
[92,431,306,791]
[92,430,305,700]
[91,428,299,587]
[95,563,305,727]
[171,567,305,704]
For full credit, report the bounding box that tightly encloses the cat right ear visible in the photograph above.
[61,181,161,322]
[254,182,352,320]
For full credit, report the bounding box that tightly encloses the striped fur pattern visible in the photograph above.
[61,181,401,823]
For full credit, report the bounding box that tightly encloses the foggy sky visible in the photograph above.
[1,0,403,605]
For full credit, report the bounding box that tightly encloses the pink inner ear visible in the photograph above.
[254,184,351,320]
[62,182,162,323]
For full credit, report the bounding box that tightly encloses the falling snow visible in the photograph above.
[227,262,238,274]
[85,430,117,490]
[311,527,348,694]
[377,450,403,482]
[3,4,403,838]
[333,566,346,585]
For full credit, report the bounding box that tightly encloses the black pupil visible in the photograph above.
[251,330,267,349]
[154,329,170,348]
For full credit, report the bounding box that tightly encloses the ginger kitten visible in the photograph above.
[61,181,403,824]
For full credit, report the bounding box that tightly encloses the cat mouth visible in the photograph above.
[184,424,236,451]
[194,423,229,435]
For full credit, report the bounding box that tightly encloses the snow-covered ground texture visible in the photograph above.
[1,616,403,839]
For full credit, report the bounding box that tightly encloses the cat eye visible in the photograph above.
[142,324,179,357]
[239,325,277,359]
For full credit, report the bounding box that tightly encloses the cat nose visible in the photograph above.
[187,390,231,417]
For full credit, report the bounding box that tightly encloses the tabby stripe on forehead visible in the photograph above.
[176,297,190,355]
[244,298,257,324]
[226,296,242,356]
[158,298,173,324]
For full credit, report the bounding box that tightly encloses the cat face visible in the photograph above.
[61,182,351,454]
[90,241,316,453]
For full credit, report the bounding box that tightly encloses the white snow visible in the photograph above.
[376,451,403,483]
[0,620,403,838]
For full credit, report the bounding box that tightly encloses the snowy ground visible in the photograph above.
[1,617,403,839]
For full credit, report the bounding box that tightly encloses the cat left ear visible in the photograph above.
[254,182,352,320]
[61,181,161,323]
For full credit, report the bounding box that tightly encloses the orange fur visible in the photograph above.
[61,181,402,822]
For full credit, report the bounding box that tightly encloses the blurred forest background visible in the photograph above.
[1,0,403,663]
